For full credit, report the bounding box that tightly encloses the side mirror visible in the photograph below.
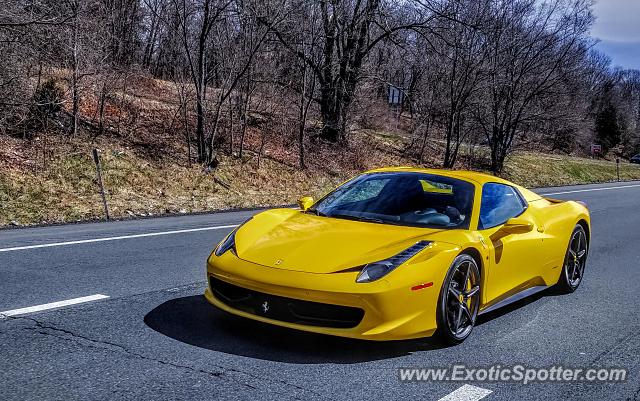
[298,196,314,211]
[501,217,533,234]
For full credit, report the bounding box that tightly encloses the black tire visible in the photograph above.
[436,254,481,345]
[556,224,588,293]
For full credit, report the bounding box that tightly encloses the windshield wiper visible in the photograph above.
[306,209,327,217]
[328,213,385,224]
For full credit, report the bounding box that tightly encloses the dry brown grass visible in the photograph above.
[0,129,405,226]
[503,151,640,187]
[3,132,639,227]
[2,74,639,227]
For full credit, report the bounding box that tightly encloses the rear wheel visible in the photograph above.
[557,225,588,293]
[436,254,481,345]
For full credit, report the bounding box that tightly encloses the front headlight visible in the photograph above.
[214,217,252,256]
[356,241,432,283]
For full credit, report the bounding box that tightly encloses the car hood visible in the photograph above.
[234,208,456,273]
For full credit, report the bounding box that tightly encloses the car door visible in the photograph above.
[477,183,546,304]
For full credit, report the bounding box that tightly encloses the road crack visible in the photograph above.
[5,315,323,400]
[590,327,640,366]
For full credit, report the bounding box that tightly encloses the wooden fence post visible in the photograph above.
[92,149,110,221]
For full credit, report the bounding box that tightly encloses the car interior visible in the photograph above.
[324,174,474,228]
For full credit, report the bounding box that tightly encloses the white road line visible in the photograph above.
[0,294,109,318]
[2,183,638,252]
[541,183,640,196]
[0,224,239,253]
[438,384,493,401]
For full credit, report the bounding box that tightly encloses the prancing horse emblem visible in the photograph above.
[261,301,269,313]
[274,259,283,266]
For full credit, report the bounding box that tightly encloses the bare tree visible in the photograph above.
[172,0,230,164]
[430,0,489,168]
[260,0,430,143]
[2,0,637,178]
[475,0,593,173]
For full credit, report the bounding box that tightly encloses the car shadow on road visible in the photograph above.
[143,295,449,364]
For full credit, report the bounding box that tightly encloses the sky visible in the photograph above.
[592,0,640,70]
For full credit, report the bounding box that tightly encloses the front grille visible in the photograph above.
[210,277,364,329]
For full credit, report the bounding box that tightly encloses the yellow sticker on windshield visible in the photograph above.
[420,180,453,194]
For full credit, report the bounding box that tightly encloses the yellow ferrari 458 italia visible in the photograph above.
[204,167,590,343]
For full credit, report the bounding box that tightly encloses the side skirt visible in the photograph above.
[478,285,549,316]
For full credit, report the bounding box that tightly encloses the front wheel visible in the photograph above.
[436,254,481,345]
[556,225,588,293]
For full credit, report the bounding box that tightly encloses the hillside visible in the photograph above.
[2,0,640,228]
[2,115,639,227]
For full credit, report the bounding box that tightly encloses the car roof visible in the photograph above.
[363,166,543,201]
[364,166,509,184]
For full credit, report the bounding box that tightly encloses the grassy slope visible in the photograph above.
[2,137,639,226]
[1,74,639,227]
[0,146,342,226]
[503,152,640,187]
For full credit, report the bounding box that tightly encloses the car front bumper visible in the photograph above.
[204,249,454,341]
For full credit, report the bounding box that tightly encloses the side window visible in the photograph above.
[479,183,526,229]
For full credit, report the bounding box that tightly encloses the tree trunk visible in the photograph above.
[143,8,159,67]
[206,100,222,167]
[195,98,206,162]
[228,96,234,155]
[70,4,79,137]
[418,117,432,164]
[298,63,311,169]
[319,82,340,142]
[97,81,107,136]
[443,120,453,167]
[490,127,502,174]
[239,71,252,159]
[182,100,191,168]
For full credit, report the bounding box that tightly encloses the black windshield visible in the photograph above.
[309,172,475,229]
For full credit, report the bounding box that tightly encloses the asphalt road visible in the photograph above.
[1,181,640,400]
